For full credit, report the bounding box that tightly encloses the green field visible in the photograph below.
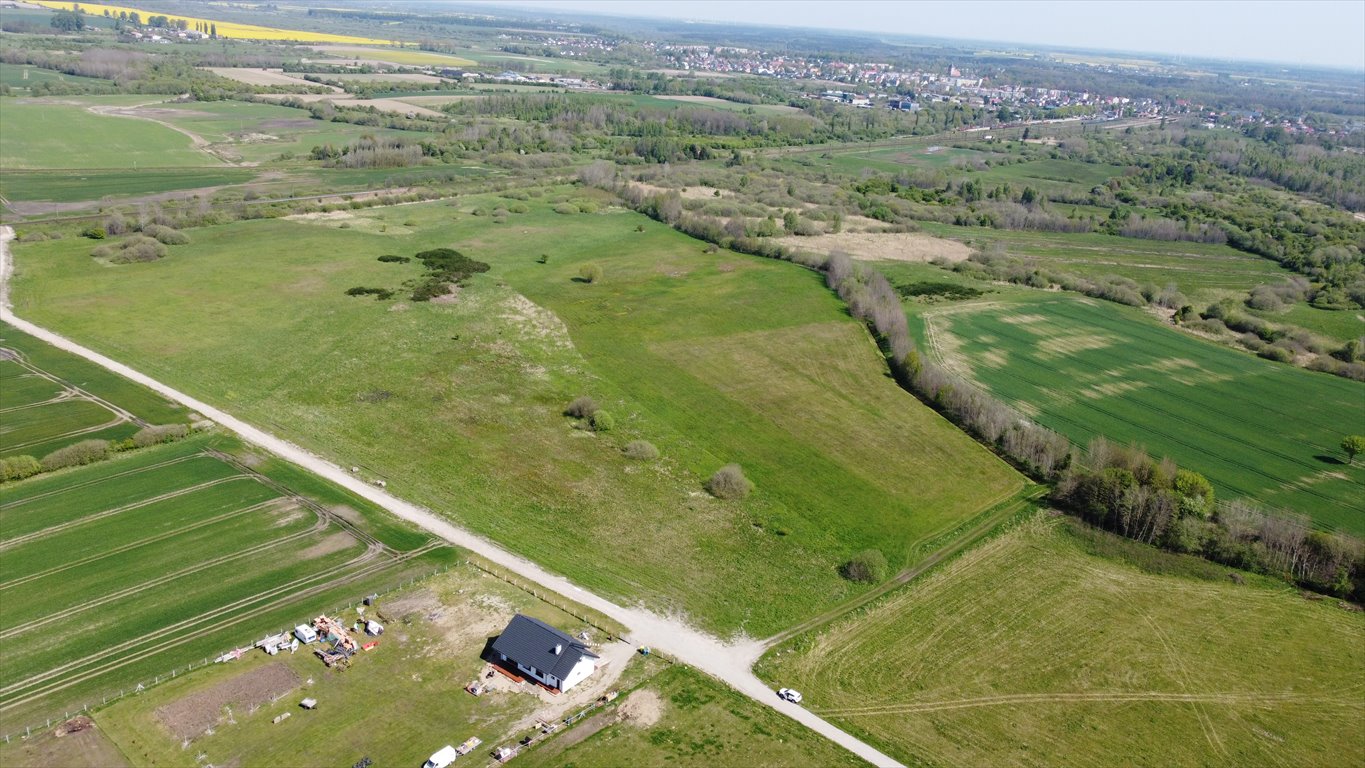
[143,100,420,164]
[9,195,1023,636]
[916,221,1295,303]
[906,289,1365,531]
[758,513,1365,767]
[0,98,218,170]
[0,322,188,458]
[0,63,112,94]
[0,168,258,203]
[0,430,454,728]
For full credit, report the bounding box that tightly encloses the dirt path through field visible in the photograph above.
[0,224,905,768]
[85,100,241,166]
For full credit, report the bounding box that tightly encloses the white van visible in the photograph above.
[423,745,458,768]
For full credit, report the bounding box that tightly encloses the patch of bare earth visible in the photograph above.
[636,183,725,200]
[618,688,664,727]
[1,717,129,768]
[299,531,356,559]
[789,232,973,263]
[155,663,300,741]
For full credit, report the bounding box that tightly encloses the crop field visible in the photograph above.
[0,432,453,728]
[0,99,215,170]
[0,334,146,459]
[0,168,258,205]
[9,194,1023,636]
[757,513,1365,767]
[29,1,392,44]
[908,290,1365,531]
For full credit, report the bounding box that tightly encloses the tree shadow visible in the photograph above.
[570,277,592,283]
[1313,454,1345,466]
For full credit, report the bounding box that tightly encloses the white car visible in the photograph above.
[778,687,803,704]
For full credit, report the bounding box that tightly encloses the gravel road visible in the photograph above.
[0,225,904,767]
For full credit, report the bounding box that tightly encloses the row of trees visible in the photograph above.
[1054,438,1363,600]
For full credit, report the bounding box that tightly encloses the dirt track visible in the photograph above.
[0,225,904,768]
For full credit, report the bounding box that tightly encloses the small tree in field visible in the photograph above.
[564,396,598,419]
[1343,435,1365,465]
[579,263,603,283]
[589,410,615,432]
[840,549,888,583]
[706,464,752,500]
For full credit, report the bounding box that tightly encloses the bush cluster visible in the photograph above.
[91,235,167,263]
[706,464,753,500]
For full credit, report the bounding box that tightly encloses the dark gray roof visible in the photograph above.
[491,614,598,682]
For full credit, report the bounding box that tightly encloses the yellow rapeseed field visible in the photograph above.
[31,1,393,45]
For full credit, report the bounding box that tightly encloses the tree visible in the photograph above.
[1173,469,1214,518]
[1343,435,1365,465]
[50,9,83,32]
[210,23,217,37]
[578,263,603,283]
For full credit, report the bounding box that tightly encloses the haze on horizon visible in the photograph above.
[469,0,1365,71]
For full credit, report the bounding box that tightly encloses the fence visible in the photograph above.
[0,563,452,744]
[461,557,625,643]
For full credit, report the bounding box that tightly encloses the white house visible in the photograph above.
[490,614,599,692]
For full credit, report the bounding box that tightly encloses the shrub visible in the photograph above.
[81,226,106,239]
[132,424,190,448]
[0,455,41,483]
[508,203,529,214]
[536,254,549,264]
[377,254,411,263]
[564,396,598,419]
[840,549,888,583]
[97,235,167,263]
[40,439,110,472]
[706,464,753,500]
[624,440,659,460]
[589,410,615,432]
[576,201,598,214]
[554,203,579,215]
[345,286,395,300]
[142,224,190,245]
[579,263,603,283]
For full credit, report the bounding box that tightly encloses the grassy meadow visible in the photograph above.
[757,512,1365,767]
[900,285,1365,532]
[9,194,1023,636]
[0,98,219,170]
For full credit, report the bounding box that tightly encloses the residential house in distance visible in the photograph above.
[490,614,599,692]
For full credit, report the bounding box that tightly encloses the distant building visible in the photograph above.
[490,614,599,692]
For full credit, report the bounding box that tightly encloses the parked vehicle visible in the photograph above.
[423,745,457,768]
[778,687,803,704]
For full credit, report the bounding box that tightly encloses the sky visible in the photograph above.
[470,0,1365,70]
